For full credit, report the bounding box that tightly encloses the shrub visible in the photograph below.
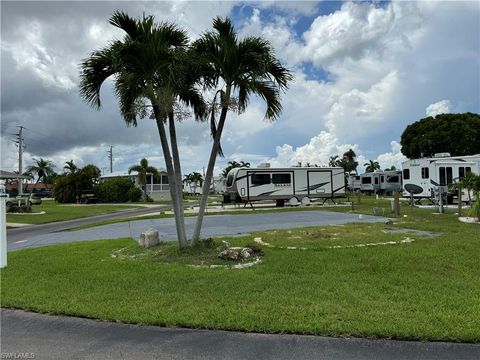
[95,178,140,203]
[127,187,143,202]
[7,205,32,213]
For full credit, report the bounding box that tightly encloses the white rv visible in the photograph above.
[359,170,402,195]
[225,167,346,206]
[401,153,480,201]
[347,174,361,192]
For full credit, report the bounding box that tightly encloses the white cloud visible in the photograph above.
[267,131,357,167]
[425,100,451,117]
[375,141,407,171]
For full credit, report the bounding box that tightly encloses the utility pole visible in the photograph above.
[16,126,25,195]
[107,146,113,173]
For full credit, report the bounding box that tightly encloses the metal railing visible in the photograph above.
[146,184,170,192]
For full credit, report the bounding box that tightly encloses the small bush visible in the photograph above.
[95,178,141,203]
[7,205,32,213]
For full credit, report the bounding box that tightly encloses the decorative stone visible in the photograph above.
[240,248,251,259]
[138,228,160,248]
[218,247,242,260]
[384,219,394,225]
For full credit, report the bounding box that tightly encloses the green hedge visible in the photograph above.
[94,178,142,203]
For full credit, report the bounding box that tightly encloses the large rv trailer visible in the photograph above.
[225,167,346,205]
[401,153,480,201]
[359,171,402,194]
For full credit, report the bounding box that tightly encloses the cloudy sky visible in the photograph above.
[1,1,479,177]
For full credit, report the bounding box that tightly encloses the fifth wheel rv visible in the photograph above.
[225,166,346,206]
[401,153,480,202]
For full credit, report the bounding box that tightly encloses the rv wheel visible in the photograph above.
[301,197,311,206]
[288,197,299,206]
[6,201,12,208]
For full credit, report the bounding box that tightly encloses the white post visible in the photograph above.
[0,197,7,268]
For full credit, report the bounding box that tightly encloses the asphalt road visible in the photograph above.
[2,309,479,360]
[6,205,170,243]
[8,210,384,250]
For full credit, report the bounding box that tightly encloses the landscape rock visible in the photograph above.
[138,228,160,248]
[216,240,231,252]
[218,246,257,261]
[384,219,394,225]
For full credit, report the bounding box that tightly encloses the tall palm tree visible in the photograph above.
[129,158,159,200]
[79,11,206,248]
[364,160,380,173]
[191,17,292,243]
[25,158,56,183]
[64,160,78,174]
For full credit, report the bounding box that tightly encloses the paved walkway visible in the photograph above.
[9,210,384,250]
[2,309,478,360]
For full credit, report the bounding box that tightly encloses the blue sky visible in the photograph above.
[1,1,479,176]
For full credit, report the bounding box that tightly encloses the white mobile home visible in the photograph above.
[401,153,480,201]
[225,167,345,206]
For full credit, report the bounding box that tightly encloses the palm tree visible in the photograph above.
[129,158,159,200]
[25,158,56,183]
[79,11,206,248]
[191,17,292,243]
[64,160,78,174]
[183,171,203,195]
[364,160,380,173]
[222,160,250,178]
[384,165,397,171]
[25,158,56,200]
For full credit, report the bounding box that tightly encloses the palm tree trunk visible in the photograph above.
[168,112,187,244]
[152,106,187,248]
[192,86,231,244]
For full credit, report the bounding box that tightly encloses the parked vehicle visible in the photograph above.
[225,166,346,206]
[5,194,42,208]
[347,174,361,192]
[401,153,480,203]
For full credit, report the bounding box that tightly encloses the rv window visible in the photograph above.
[403,169,410,180]
[439,167,446,186]
[421,167,429,179]
[459,167,465,179]
[380,176,384,183]
[387,175,399,183]
[374,177,379,185]
[356,176,360,180]
[251,173,271,185]
[466,167,471,174]
[361,177,372,184]
[272,173,291,184]
[226,174,234,187]
[446,167,453,184]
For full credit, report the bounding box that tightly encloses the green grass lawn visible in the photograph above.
[2,206,479,342]
[6,200,141,225]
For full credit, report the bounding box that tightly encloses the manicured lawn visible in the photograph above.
[6,200,141,225]
[2,208,479,342]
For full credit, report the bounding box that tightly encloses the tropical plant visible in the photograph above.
[53,164,102,203]
[364,160,380,173]
[384,165,397,171]
[183,172,203,195]
[221,160,250,178]
[79,11,206,248]
[25,158,56,183]
[64,160,78,174]
[191,17,292,243]
[128,158,159,200]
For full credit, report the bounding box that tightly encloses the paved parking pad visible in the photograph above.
[9,210,384,251]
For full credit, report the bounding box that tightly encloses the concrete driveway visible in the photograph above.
[9,210,383,250]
